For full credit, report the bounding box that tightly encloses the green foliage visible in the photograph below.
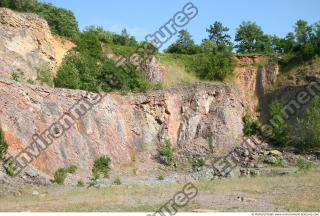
[106,44,138,57]
[54,51,98,92]
[87,175,99,188]
[75,31,103,60]
[165,30,200,55]
[0,0,38,12]
[112,28,138,47]
[193,159,205,168]
[66,165,77,174]
[297,96,320,152]
[77,180,85,187]
[0,128,8,161]
[277,20,320,65]
[200,40,217,53]
[4,160,15,177]
[84,26,114,44]
[11,69,24,82]
[113,177,121,185]
[0,0,79,39]
[92,155,111,178]
[98,59,152,93]
[153,81,163,90]
[36,63,54,87]
[157,175,164,181]
[53,168,68,185]
[53,165,78,185]
[55,46,152,93]
[269,101,288,147]
[27,79,35,85]
[188,48,234,81]
[296,159,316,171]
[243,115,259,137]
[34,3,79,39]
[159,140,174,166]
[235,21,272,54]
[206,21,232,46]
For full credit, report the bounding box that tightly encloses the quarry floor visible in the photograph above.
[0,171,319,212]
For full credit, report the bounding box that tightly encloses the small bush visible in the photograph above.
[113,177,121,185]
[186,51,234,81]
[0,128,8,161]
[53,168,68,185]
[77,180,85,187]
[27,79,35,84]
[4,160,15,177]
[296,159,315,171]
[92,155,111,178]
[11,69,24,82]
[53,165,78,185]
[0,0,79,39]
[76,31,103,60]
[157,175,164,181]
[36,63,54,87]
[66,165,77,174]
[243,115,259,137]
[159,140,174,166]
[269,101,288,146]
[297,96,320,152]
[193,159,205,169]
[153,81,163,90]
[87,177,98,188]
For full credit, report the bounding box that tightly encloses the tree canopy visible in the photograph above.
[206,21,232,47]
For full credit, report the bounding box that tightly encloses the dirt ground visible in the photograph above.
[0,171,319,212]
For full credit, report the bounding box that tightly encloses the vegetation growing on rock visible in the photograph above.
[92,155,111,178]
[0,128,8,161]
[53,165,78,185]
[297,96,320,152]
[159,140,174,166]
[0,0,79,39]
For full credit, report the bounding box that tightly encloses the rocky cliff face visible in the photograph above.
[0,78,244,178]
[106,53,165,83]
[234,55,279,119]
[0,8,74,81]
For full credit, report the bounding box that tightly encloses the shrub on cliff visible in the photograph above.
[75,31,103,60]
[243,115,259,137]
[53,168,68,185]
[0,0,38,12]
[34,3,79,39]
[36,63,54,87]
[193,50,234,81]
[92,155,111,178]
[55,51,152,93]
[53,165,78,185]
[0,128,8,161]
[0,0,79,39]
[54,52,98,92]
[159,140,174,166]
[269,101,288,147]
[297,96,320,152]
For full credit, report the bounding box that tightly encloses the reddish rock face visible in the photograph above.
[0,78,244,177]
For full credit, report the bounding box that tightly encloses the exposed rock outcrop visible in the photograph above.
[234,55,279,118]
[106,52,165,83]
[0,8,74,81]
[0,78,244,178]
